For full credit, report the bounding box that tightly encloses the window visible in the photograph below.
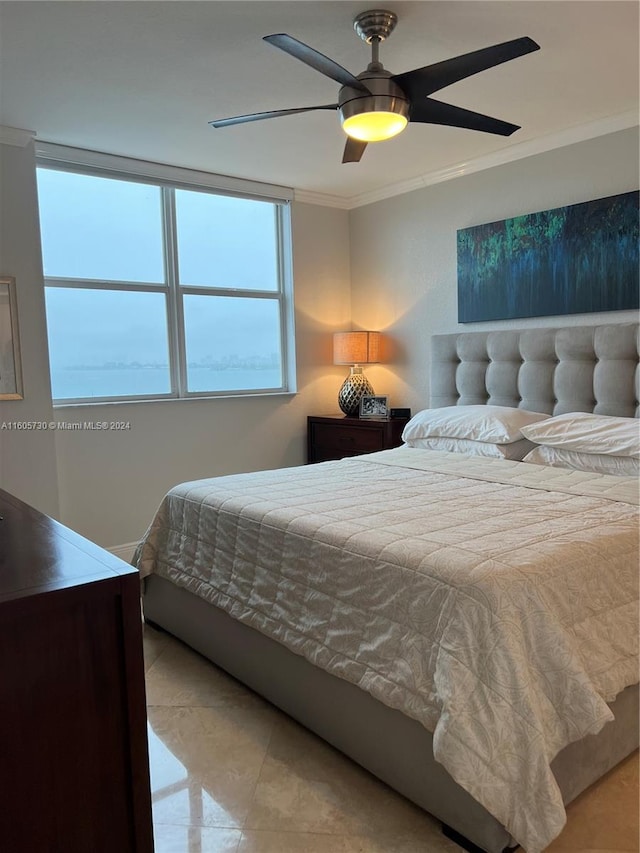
[36,155,294,404]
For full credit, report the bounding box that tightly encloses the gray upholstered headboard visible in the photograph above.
[431,323,639,417]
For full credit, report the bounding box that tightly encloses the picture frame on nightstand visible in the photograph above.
[359,395,388,419]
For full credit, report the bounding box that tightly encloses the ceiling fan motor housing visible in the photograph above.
[339,72,409,128]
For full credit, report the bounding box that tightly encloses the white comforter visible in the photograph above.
[136,448,639,852]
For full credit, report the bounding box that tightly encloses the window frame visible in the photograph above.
[35,145,296,407]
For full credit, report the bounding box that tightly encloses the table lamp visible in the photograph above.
[333,330,381,416]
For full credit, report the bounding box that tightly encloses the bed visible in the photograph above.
[137,322,639,853]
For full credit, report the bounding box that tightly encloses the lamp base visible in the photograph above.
[338,367,374,416]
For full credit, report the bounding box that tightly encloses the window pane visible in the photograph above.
[183,295,282,392]
[37,169,164,282]
[175,190,278,290]
[45,288,171,400]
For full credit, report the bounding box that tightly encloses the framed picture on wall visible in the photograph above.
[359,395,388,419]
[0,276,23,400]
[457,191,639,322]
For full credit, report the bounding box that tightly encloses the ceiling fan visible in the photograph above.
[210,9,540,164]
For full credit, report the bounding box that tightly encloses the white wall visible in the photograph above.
[348,128,639,415]
[52,201,352,547]
[0,140,59,516]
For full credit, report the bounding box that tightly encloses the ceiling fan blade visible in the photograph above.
[342,137,368,163]
[264,33,371,94]
[210,104,338,128]
[411,97,520,136]
[393,36,540,99]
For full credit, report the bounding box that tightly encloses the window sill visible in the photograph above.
[53,390,298,409]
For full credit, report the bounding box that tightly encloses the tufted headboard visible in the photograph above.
[431,323,639,417]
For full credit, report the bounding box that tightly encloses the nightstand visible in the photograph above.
[307,414,409,463]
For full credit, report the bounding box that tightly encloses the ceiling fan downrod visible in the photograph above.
[354,9,397,70]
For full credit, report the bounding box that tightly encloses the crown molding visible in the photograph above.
[6,111,636,207]
[348,110,638,209]
[296,111,639,211]
[0,125,36,147]
[293,188,351,209]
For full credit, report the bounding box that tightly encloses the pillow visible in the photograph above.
[405,436,536,460]
[402,405,550,445]
[523,445,639,477]
[520,412,640,458]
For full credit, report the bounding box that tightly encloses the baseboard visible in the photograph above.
[108,541,139,564]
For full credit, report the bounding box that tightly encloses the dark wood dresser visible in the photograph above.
[0,488,154,853]
[307,414,409,463]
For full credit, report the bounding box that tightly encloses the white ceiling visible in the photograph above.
[0,1,638,204]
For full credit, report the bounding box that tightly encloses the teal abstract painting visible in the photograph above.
[457,191,639,322]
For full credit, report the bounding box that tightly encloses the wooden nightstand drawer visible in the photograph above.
[307,415,409,463]
[313,423,384,455]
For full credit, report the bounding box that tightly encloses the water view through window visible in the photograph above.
[44,287,172,399]
[36,166,289,401]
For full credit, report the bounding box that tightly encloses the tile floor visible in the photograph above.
[143,624,639,853]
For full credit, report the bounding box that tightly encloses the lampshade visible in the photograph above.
[333,331,382,365]
[333,331,382,416]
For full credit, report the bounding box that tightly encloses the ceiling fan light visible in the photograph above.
[339,91,410,143]
[343,111,408,142]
